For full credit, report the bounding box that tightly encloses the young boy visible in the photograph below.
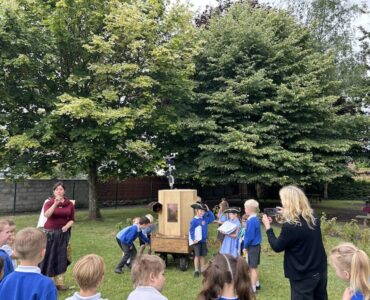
[0,220,17,269]
[114,216,150,274]
[139,214,156,255]
[66,254,106,300]
[242,199,262,293]
[127,254,167,300]
[189,202,215,277]
[0,227,57,300]
[0,219,13,281]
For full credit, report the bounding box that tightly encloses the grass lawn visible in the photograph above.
[2,201,363,300]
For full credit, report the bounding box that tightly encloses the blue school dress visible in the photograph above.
[220,218,241,257]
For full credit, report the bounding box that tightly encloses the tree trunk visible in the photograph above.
[255,183,263,200]
[88,161,101,220]
[323,182,328,199]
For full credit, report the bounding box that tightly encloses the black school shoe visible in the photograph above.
[256,285,261,290]
[114,268,122,274]
[193,270,200,278]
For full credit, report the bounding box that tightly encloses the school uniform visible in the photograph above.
[1,244,17,269]
[127,286,168,300]
[266,215,327,300]
[351,290,365,300]
[66,292,106,300]
[115,224,149,273]
[220,218,241,257]
[243,214,262,268]
[0,248,14,281]
[0,265,57,300]
[189,210,215,257]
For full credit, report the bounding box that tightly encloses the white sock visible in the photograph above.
[252,285,256,292]
[256,280,260,287]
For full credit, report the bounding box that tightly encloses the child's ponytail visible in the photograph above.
[234,256,254,300]
[350,249,370,300]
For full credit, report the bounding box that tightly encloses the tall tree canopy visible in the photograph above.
[178,2,369,186]
[0,0,198,219]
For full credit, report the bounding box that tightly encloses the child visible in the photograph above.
[0,219,13,281]
[219,207,241,257]
[189,202,215,277]
[114,216,150,274]
[127,254,167,300]
[139,214,156,255]
[242,199,261,293]
[330,243,370,300]
[217,199,229,243]
[0,220,17,269]
[238,214,248,256]
[197,253,254,300]
[66,254,106,300]
[0,227,57,300]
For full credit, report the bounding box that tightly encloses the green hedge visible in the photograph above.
[328,177,370,199]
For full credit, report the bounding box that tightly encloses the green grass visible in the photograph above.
[3,203,361,300]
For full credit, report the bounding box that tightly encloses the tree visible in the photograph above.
[182,2,369,187]
[0,0,198,219]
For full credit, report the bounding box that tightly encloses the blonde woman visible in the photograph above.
[261,185,327,300]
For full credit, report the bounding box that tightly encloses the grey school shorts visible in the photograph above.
[193,242,208,257]
[247,244,261,268]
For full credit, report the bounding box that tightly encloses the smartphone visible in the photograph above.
[263,208,279,217]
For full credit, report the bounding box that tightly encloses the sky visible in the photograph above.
[182,0,370,32]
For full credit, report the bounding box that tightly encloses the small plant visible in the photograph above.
[342,219,360,243]
[320,213,339,243]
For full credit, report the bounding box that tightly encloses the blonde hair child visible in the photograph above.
[66,254,106,300]
[0,219,13,280]
[330,243,370,300]
[1,220,17,269]
[0,228,57,300]
[127,254,168,300]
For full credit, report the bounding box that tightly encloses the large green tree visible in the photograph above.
[0,0,198,219]
[179,2,369,187]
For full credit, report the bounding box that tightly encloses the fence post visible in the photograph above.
[72,180,76,200]
[115,180,118,209]
[13,181,17,215]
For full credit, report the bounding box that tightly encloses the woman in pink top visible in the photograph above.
[40,181,75,291]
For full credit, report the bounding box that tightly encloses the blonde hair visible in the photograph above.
[330,243,370,299]
[73,254,105,290]
[131,254,165,287]
[244,199,259,212]
[14,228,46,260]
[219,199,229,212]
[0,220,9,231]
[279,185,316,228]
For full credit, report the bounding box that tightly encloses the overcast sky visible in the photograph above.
[182,0,370,31]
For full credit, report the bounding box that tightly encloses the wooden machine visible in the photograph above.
[151,189,197,271]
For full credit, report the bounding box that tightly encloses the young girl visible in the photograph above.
[219,208,241,257]
[197,253,254,300]
[330,243,370,300]
[217,199,229,243]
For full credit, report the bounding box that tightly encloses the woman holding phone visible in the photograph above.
[261,185,327,300]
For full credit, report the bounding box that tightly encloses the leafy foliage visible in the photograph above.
[181,2,367,186]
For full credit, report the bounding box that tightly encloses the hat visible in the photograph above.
[223,207,241,214]
[145,214,155,223]
[191,203,207,210]
[148,201,163,213]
